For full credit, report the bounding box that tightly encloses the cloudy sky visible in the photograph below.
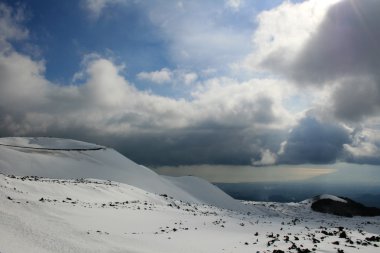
[1,0,380,181]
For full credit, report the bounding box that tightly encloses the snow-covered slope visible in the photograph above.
[0,137,247,212]
[1,174,379,253]
[164,175,254,212]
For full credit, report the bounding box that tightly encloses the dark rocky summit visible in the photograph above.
[311,196,380,217]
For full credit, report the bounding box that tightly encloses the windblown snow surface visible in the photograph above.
[1,138,379,253]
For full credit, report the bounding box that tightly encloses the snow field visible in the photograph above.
[1,174,379,253]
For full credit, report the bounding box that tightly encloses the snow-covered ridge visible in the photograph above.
[0,137,104,150]
[0,137,248,212]
[317,194,348,203]
[300,194,348,205]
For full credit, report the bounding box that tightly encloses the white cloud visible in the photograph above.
[0,36,296,160]
[81,0,126,18]
[81,0,252,71]
[0,3,28,49]
[344,142,379,159]
[182,72,198,85]
[252,149,277,166]
[192,77,295,130]
[0,21,49,114]
[137,68,173,84]
[243,0,341,72]
[146,1,252,71]
[80,1,250,76]
[343,127,380,163]
[137,68,199,86]
[278,141,287,155]
[2,54,47,102]
[225,0,244,11]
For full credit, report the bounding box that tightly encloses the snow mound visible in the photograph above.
[318,194,348,203]
[0,137,249,212]
[300,194,348,205]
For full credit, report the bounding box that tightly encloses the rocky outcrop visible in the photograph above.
[311,196,380,217]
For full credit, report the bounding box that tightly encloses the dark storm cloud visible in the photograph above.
[263,0,380,165]
[106,130,259,166]
[290,0,380,84]
[287,0,380,85]
[262,0,380,121]
[0,120,285,166]
[278,117,350,164]
[249,96,277,124]
[332,77,380,121]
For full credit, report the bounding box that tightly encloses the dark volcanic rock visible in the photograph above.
[311,196,380,217]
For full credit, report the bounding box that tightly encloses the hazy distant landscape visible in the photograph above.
[154,163,380,207]
[216,182,380,208]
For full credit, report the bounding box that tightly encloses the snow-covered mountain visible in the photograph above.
[0,137,247,212]
[1,137,380,253]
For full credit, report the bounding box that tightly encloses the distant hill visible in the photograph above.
[310,194,380,217]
